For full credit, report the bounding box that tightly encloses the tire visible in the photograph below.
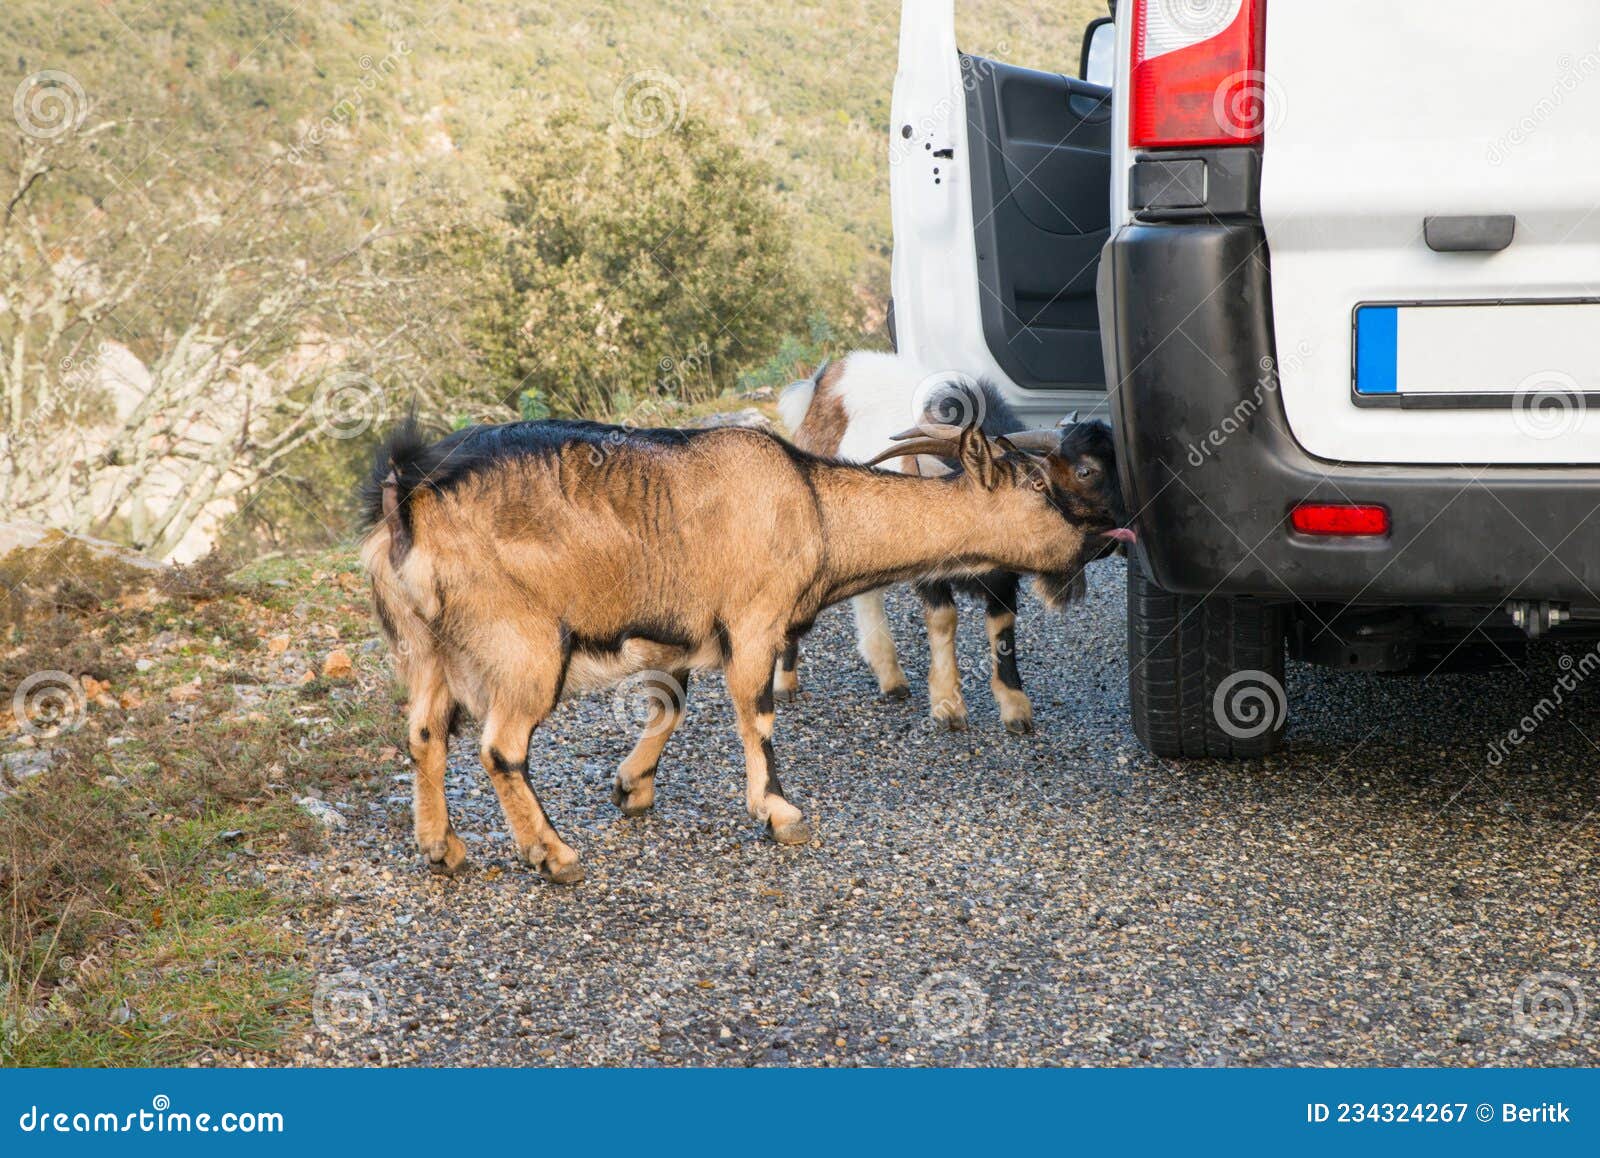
[1126,557,1287,759]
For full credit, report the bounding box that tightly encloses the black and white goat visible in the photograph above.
[778,352,1105,733]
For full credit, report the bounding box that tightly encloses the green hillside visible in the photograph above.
[0,1,1105,552]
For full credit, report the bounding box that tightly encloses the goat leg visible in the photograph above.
[917,580,968,730]
[852,589,910,699]
[983,573,1034,735]
[407,659,466,875]
[773,638,802,703]
[481,706,583,886]
[728,646,810,845]
[612,668,690,816]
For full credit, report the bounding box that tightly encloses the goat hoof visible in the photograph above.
[611,783,654,816]
[530,845,585,885]
[1004,716,1035,736]
[540,860,586,886]
[934,714,968,732]
[773,686,800,704]
[880,683,911,702]
[421,831,468,876]
[770,819,813,846]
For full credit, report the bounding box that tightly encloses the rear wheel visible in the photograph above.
[1126,558,1287,759]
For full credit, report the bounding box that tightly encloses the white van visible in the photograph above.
[890,0,1600,757]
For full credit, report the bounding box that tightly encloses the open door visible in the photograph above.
[889,0,1113,424]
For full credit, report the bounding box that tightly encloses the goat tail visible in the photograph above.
[777,359,829,436]
[359,416,445,690]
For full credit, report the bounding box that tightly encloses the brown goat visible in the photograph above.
[361,416,1127,884]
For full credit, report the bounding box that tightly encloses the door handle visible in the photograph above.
[1424,215,1515,253]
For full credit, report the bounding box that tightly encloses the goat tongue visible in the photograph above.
[1100,527,1137,544]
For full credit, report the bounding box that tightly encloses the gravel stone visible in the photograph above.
[284,560,1600,1066]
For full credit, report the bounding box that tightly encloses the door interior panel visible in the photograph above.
[962,55,1110,389]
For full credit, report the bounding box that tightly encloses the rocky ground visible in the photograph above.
[283,559,1599,1066]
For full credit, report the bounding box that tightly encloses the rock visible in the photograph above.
[322,650,354,679]
[267,635,291,654]
[1,748,53,789]
[0,521,164,571]
[296,797,347,831]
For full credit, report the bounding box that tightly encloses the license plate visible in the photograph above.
[1353,301,1600,405]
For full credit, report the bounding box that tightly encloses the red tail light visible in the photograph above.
[1130,0,1267,148]
[1290,504,1390,537]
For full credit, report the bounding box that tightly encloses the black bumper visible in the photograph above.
[1100,221,1600,606]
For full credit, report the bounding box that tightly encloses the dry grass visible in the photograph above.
[1,545,398,1065]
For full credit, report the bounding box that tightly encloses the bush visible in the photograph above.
[477,111,815,418]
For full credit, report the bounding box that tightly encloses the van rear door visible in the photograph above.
[890,0,1113,424]
[1261,0,1600,464]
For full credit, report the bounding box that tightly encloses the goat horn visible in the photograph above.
[889,422,968,443]
[865,439,958,467]
[996,429,1062,454]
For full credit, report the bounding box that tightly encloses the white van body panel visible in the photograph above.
[1259,0,1600,464]
[889,0,1108,424]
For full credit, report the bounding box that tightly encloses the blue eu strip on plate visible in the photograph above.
[1355,305,1399,395]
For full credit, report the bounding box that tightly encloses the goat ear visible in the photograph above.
[958,426,1003,489]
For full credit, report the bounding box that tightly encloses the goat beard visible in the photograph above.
[1033,569,1088,610]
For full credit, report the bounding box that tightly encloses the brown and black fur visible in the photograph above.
[361,416,1124,884]
[783,366,1091,733]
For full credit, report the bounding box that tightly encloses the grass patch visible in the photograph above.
[2,547,399,1066]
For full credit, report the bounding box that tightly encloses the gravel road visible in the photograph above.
[288,558,1599,1066]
